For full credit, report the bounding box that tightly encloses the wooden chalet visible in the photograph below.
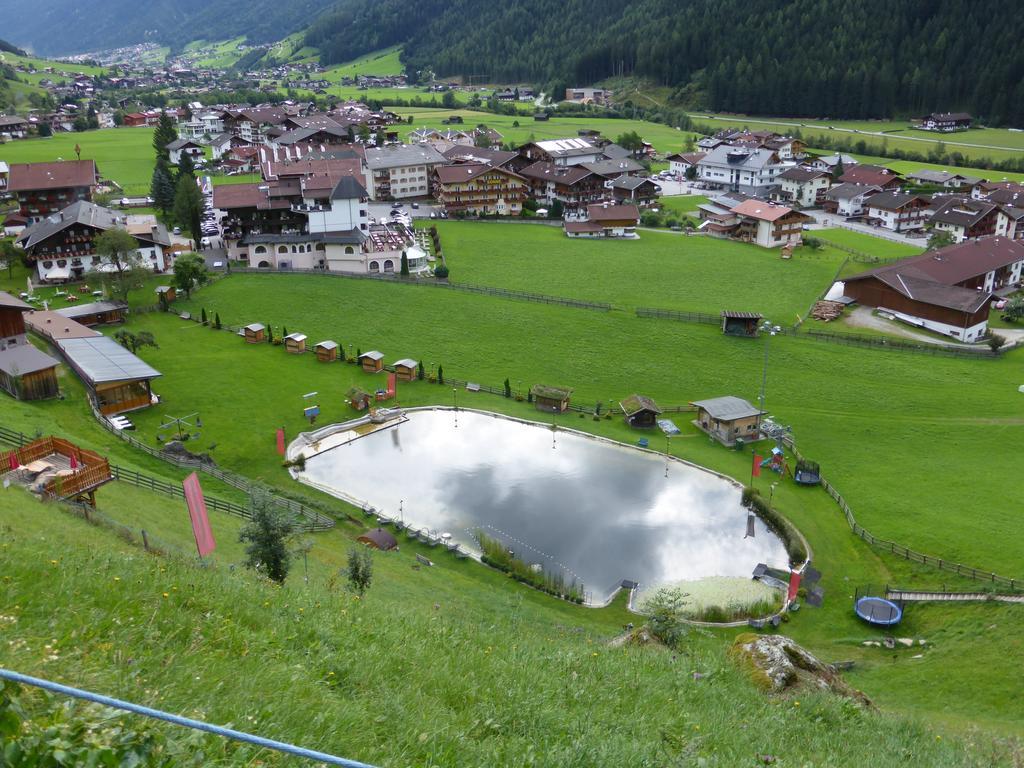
[691,396,764,446]
[347,386,372,411]
[721,311,763,337]
[0,291,61,401]
[284,333,307,354]
[315,340,339,362]
[56,301,127,327]
[0,435,113,507]
[620,394,662,429]
[359,350,384,373]
[530,384,573,413]
[392,358,418,381]
[57,335,161,416]
[243,323,265,343]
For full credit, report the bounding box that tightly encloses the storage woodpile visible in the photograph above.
[809,300,844,322]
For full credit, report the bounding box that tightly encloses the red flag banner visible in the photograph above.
[386,372,396,398]
[752,454,762,478]
[276,428,285,456]
[787,570,802,603]
[183,472,216,557]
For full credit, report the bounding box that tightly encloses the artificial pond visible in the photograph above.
[293,409,789,604]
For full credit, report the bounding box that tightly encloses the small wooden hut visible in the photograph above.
[720,311,763,337]
[357,527,398,551]
[155,285,176,303]
[347,386,372,411]
[691,396,764,446]
[56,301,127,327]
[243,323,265,343]
[284,333,307,354]
[359,350,384,373]
[530,384,573,413]
[619,394,662,429]
[393,358,419,382]
[315,340,339,362]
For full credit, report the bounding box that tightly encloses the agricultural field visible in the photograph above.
[322,45,405,81]
[183,37,249,69]
[394,107,697,153]
[435,221,843,320]
[691,113,1024,165]
[0,127,156,196]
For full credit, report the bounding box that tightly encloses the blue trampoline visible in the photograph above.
[855,596,903,626]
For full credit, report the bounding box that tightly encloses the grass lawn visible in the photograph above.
[211,173,261,186]
[435,221,844,319]
[655,194,709,216]
[5,487,1010,766]
[812,228,924,260]
[0,127,156,196]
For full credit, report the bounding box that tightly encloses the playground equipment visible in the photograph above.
[794,459,821,486]
[854,587,904,626]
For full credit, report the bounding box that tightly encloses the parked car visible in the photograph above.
[172,226,181,235]
[411,202,420,209]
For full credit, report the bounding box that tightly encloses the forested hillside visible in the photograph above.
[0,0,336,56]
[305,0,1024,125]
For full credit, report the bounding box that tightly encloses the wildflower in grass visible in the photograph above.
[50,559,58,565]
[113,576,121,582]
[162,592,169,598]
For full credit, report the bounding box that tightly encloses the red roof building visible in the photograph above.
[6,160,99,223]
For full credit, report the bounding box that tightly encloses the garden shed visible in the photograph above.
[315,340,339,362]
[284,333,307,354]
[56,301,127,327]
[155,285,176,303]
[530,384,573,413]
[721,311,763,337]
[691,396,764,446]
[357,527,398,551]
[619,394,662,429]
[243,323,265,344]
[359,350,384,373]
[347,386,372,411]
[393,358,419,381]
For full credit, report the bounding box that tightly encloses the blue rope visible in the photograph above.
[0,669,378,768]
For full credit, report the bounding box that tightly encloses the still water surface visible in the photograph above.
[298,409,788,602]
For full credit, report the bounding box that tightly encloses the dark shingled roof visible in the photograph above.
[330,175,367,200]
[620,394,662,417]
[530,384,573,400]
[7,160,97,193]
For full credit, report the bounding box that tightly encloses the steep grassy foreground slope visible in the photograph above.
[0,487,1014,767]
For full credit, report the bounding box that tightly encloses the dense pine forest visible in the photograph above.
[306,0,1024,125]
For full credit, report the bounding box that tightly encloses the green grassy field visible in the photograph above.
[812,228,924,260]
[656,194,709,216]
[691,113,1024,165]
[323,46,405,81]
[183,37,248,69]
[7,486,1015,766]
[0,127,156,196]
[394,107,697,153]
[435,221,843,319]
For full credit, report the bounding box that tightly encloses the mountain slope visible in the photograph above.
[305,0,1024,125]
[0,0,336,56]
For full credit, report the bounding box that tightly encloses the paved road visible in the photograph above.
[691,114,1024,154]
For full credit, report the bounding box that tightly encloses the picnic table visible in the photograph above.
[24,460,55,474]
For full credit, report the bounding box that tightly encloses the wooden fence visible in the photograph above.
[228,267,612,311]
[635,307,720,325]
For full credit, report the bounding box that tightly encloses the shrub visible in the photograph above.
[640,587,690,648]
[434,264,450,279]
[802,236,824,250]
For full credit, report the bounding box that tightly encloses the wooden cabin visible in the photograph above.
[690,396,764,446]
[57,336,161,416]
[357,527,398,551]
[0,435,113,507]
[620,394,662,429]
[315,340,339,362]
[155,285,176,303]
[392,358,419,382]
[347,386,372,411]
[530,384,573,413]
[0,291,61,401]
[56,301,127,327]
[284,333,307,354]
[359,350,384,373]
[721,311,763,337]
[243,323,265,343]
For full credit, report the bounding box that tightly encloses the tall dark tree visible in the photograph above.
[173,174,203,245]
[150,163,176,216]
[153,111,178,160]
[239,497,294,584]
